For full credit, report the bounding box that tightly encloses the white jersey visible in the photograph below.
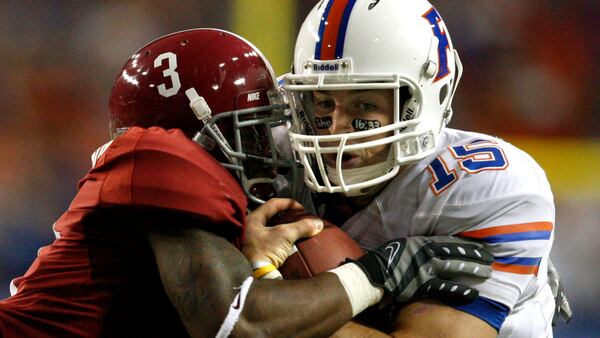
[341,128,555,337]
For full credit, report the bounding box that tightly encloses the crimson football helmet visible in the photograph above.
[283,0,463,196]
[109,29,296,204]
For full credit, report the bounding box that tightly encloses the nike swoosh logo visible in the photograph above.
[368,0,380,10]
[232,293,242,310]
[385,241,402,271]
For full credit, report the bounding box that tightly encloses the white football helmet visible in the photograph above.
[284,0,463,196]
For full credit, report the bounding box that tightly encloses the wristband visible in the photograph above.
[328,263,384,316]
[253,264,277,279]
[251,261,283,280]
[250,261,272,269]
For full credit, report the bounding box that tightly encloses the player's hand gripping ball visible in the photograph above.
[269,210,365,279]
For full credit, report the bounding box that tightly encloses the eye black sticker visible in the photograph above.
[352,118,381,131]
[315,116,332,129]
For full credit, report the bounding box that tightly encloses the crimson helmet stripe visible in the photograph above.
[315,0,357,60]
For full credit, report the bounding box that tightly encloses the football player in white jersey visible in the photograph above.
[283,0,569,336]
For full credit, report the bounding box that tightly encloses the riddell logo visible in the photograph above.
[313,63,340,72]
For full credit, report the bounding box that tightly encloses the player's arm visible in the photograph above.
[331,296,498,337]
[242,199,495,338]
[144,217,353,338]
[389,300,497,337]
[327,302,497,338]
[331,321,394,338]
[141,200,494,337]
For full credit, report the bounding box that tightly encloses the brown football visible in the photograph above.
[270,210,365,279]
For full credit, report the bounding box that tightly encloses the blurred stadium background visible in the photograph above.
[0,1,598,336]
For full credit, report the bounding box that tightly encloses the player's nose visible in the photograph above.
[329,107,353,135]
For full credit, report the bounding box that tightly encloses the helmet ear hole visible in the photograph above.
[439,83,449,105]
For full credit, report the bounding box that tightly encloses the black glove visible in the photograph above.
[548,258,573,325]
[354,236,494,303]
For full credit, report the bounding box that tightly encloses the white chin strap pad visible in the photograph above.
[325,160,392,197]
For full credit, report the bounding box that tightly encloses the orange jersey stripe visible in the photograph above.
[493,262,539,276]
[459,221,553,239]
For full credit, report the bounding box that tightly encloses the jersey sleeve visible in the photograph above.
[424,138,555,329]
[72,127,247,241]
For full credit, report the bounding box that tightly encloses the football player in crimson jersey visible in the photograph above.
[0,28,495,337]
[283,0,571,336]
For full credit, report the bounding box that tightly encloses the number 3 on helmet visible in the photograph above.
[109,29,296,204]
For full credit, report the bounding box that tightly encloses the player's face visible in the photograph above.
[311,89,393,168]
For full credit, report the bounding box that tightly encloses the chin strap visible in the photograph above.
[325,160,394,197]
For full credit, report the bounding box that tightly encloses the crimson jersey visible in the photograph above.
[0,127,247,337]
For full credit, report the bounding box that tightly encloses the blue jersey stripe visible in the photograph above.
[494,256,542,266]
[480,230,552,243]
